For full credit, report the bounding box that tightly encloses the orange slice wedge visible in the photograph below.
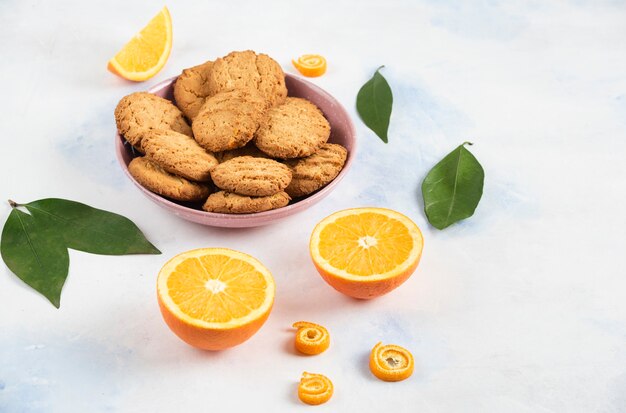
[369,342,414,382]
[292,54,327,77]
[298,372,334,405]
[107,7,173,81]
[310,208,424,299]
[157,248,275,350]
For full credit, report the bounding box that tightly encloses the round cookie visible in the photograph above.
[173,60,214,121]
[128,157,211,202]
[141,130,218,182]
[216,142,270,163]
[192,89,268,152]
[115,92,192,151]
[202,191,290,214]
[255,97,330,159]
[284,143,348,197]
[211,156,292,197]
[208,50,287,107]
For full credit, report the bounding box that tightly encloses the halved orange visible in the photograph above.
[310,208,424,299]
[157,248,275,350]
[107,7,172,81]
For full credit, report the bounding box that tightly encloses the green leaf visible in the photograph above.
[1,209,69,307]
[356,66,393,143]
[24,198,160,255]
[422,143,485,229]
[1,198,160,308]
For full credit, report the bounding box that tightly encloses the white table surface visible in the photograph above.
[1,1,625,412]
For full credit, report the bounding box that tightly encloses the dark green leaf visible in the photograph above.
[422,143,485,229]
[24,198,160,255]
[1,209,69,307]
[356,66,393,143]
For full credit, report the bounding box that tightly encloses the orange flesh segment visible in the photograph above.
[167,255,267,323]
[317,212,414,276]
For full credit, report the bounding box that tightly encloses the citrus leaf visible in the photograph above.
[422,143,485,229]
[356,66,393,143]
[1,209,69,308]
[24,198,160,255]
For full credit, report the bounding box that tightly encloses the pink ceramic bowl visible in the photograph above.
[115,74,356,228]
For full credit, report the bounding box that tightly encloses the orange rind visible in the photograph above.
[293,321,330,355]
[298,372,333,405]
[369,342,414,382]
[292,54,327,77]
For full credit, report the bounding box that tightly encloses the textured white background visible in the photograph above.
[1,1,625,412]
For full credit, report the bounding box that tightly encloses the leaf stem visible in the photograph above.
[8,199,20,208]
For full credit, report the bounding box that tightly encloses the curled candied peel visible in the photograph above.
[292,54,327,77]
[292,321,330,355]
[298,372,333,405]
[369,342,414,382]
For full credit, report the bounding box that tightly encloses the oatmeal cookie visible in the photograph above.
[141,130,218,182]
[115,92,192,151]
[128,157,210,202]
[211,156,292,197]
[254,97,330,159]
[192,89,268,152]
[173,60,214,121]
[208,50,287,107]
[202,191,290,214]
[284,143,347,197]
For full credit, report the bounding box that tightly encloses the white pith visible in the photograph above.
[358,235,378,249]
[205,279,226,294]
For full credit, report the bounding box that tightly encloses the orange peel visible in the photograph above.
[298,372,333,405]
[292,321,330,355]
[369,342,414,382]
[292,54,327,77]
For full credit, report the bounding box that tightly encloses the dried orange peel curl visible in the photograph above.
[298,372,334,405]
[293,321,330,355]
[292,54,327,77]
[369,342,414,382]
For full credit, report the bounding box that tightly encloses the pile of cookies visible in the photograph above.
[115,50,348,214]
